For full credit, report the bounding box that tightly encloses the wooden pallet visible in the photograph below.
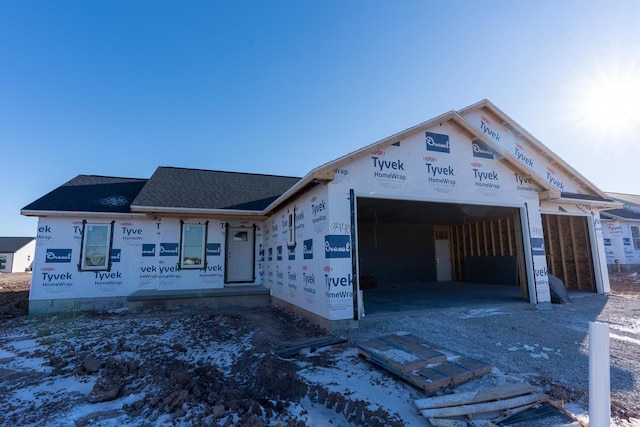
[377,333,448,364]
[357,338,428,373]
[357,333,491,394]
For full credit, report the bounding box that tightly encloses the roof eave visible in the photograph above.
[261,169,334,214]
[20,209,147,219]
[130,205,268,220]
[552,198,623,210]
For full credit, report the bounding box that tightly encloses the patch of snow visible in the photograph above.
[298,347,424,425]
[97,196,128,207]
[529,352,549,359]
[458,308,506,319]
[610,332,640,346]
[0,348,15,359]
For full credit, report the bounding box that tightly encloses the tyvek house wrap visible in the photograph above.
[30,217,228,301]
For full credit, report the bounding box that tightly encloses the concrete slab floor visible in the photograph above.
[362,281,528,316]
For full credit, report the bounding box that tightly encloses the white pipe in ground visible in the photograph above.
[589,321,611,427]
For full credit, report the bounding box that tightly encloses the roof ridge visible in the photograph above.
[156,166,302,179]
[74,174,148,181]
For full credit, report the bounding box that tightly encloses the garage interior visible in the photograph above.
[356,197,530,315]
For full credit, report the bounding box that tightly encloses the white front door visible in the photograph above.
[435,239,452,281]
[225,226,255,283]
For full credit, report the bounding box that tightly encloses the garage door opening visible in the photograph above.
[355,197,529,315]
[542,214,596,292]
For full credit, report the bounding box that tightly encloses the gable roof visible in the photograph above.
[130,167,301,215]
[601,192,640,221]
[458,100,610,201]
[22,175,148,215]
[606,192,640,209]
[601,209,640,221]
[264,109,562,213]
[0,237,35,253]
[267,100,620,213]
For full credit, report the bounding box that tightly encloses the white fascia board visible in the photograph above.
[554,198,623,210]
[20,209,148,219]
[461,100,608,200]
[130,205,267,218]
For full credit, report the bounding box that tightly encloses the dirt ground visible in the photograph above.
[3,271,637,319]
[1,272,639,426]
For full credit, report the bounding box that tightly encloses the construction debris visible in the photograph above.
[277,336,347,358]
[414,383,544,421]
[357,332,491,394]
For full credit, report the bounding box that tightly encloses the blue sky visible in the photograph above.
[2,1,640,236]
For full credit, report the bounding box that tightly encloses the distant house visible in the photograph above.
[22,100,621,329]
[601,192,640,273]
[0,237,36,273]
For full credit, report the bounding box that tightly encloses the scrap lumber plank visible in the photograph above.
[427,418,467,427]
[377,333,447,365]
[277,337,346,357]
[414,383,540,410]
[419,393,545,418]
[357,339,427,373]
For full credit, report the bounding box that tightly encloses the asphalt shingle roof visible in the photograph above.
[560,192,613,203]
[601,209,640,220]
[606,192,640,207]
[131,167,301,211]
[22,175,148,214]
[0,237,35,253]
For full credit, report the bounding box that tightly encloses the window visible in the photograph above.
[0,255,6,270]
[631,226,640,250]
[180,222,207,269]
[80,222,113,271]
[287,210,295,247]
[233,231,248,242]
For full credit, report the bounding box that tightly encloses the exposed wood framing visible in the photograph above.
[542,214,595,292]
[448,212,527,297]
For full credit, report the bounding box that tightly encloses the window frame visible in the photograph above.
[79,221,114,271]
[287,209,296,248]
[179,221,208,270]
[631,225,640,251]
